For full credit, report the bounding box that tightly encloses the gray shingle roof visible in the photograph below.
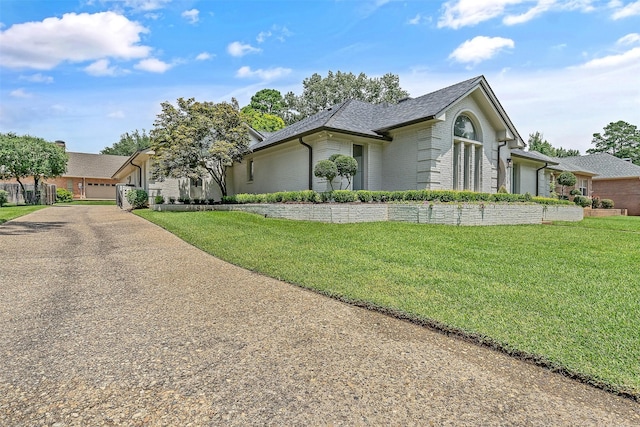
[252,75,488,152]
[65,152,130,178]
[563,153,640,179]
[547,157,598,176]
[511,149,559,164]
[373,76,484,131]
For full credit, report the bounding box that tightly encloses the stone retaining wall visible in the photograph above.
[153,202,583,225]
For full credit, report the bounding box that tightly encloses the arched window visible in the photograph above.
[454,115,477,140]
[453,114,482,191]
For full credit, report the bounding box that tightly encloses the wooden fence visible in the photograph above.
[0,183,57,205]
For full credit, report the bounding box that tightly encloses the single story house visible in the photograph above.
[114,76,565,202]
[0,142,129,201]
[561,153,640,215]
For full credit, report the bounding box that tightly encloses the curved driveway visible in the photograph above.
[1,205,638,426]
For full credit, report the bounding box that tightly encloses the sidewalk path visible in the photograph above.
[1,205,638,426]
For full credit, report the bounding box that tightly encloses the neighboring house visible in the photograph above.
[115,76,564,201]
[0,142,129,200]
[547,157,598,199]
[562,153,640,215]
[47,150,130,199]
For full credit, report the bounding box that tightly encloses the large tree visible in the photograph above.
[150,97,250,197]
[283,71,410,124]
[0,133,68,204]
[247,89,285,115]
[100,129,151,156]
[241,107,285,132]
[528,131,580,157]
[587,121,640,165]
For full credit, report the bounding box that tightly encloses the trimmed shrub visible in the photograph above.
[0,190,8,207]
[600,199,614,209]
[154,195,164,204]
[573,195,592,207]
[531,196,572,205]
[56,188,73,203]
[126,189,148,209]
[222,195,237,204]
[591,196,600,209]
[356,190,373,203]
[332,190,357,203]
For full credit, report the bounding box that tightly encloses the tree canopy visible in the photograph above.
[587,121,640,165]
[241,106,285,132]
[282,71,409,124]
[0,133,68,204]
[527,132,580,158]
[150,97,250,198]
[247,89,285,115]
[100,129,151,156]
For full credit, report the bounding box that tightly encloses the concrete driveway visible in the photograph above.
[1,205,638,426]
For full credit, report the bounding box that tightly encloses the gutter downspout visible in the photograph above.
[130,159,143,188]
[299,137,312,190]
[497,142,507,190]
[536,163,548,196]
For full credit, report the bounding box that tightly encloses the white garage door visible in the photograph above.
[86,183,117,199]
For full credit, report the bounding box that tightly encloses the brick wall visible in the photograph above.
[592,178,640,216]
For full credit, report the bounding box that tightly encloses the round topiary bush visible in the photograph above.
[314,160,338,190]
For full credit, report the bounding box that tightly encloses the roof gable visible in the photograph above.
[251,75,522,152]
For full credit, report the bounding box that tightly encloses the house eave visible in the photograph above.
[252,126,391,152]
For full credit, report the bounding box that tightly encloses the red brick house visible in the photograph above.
[1,143,129,200]
[563,153,640,216]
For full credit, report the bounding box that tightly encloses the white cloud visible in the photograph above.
[19,73,53,83]
[408,13,422,24]
[134,58,172,73]
[227,41,261,57]
[120,0,171,12]
[438,0,522,29]
[196,52,213,61]
[85,59,119,76]
[10,88,32,98]
[181,9,199,24]
[611,0,640,18]
[449,36,515,64]
[0,12,150,70]
[235,66,292,81]
[617,33,640,45]
[438,0,597,29]
[503,0,555,25]
[579,46,640,68]
[257,31,272,43]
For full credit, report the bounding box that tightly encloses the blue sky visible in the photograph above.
[1,0,639,154]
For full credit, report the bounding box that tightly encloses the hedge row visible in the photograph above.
[223,190,572,206]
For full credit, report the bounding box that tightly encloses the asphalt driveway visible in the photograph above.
[1,205,638,426]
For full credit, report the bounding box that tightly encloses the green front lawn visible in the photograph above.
[0,205,48,224]
[136,210,640,398]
